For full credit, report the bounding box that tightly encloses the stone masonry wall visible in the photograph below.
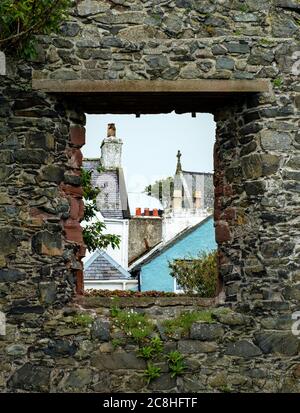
[0,0,299,392]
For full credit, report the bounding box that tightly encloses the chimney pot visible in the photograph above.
[136,207,141,216]
[153,208,159,217]
[144,208,150,216]
[107,123,116,138]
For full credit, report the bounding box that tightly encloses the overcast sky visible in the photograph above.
[83,113,216,192]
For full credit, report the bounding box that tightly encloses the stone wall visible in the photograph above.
[1,297,299,393]
[0,0,299,392]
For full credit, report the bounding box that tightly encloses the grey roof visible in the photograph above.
[83,159,130,219]
[84,250,132,280]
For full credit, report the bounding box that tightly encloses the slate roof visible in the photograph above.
[84,250,132,280]
[82,159,130,219]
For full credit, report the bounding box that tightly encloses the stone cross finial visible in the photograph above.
[176,150,182,174]
[107,123,116,138]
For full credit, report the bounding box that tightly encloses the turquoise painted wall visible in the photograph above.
[140,217,217,292]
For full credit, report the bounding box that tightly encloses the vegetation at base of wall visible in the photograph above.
[272,77,284,88]
[81,168,121,253]
[138,336,164,360]
[166,351,186,378]
[110,307,155,343]
[144,362,162,384]
[84,289,212,297]
[169,250,218,297]
[163,310,214,337]
[110,306,187,384]
[0,0,72,58]
[71,313,94,327]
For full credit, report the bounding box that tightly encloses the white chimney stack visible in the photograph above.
[100,123,123,170]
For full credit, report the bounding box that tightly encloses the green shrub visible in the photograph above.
[169,250,218,297]
[0,0,71,58]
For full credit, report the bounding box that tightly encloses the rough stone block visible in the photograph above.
[64,219,83,244]
[178,340,218,354]
[215,222,231,243]
[190,323,224,341]
[225,340,262,358]
[254,331,300,356]
[32,231,63,256]
[8,363,51,392]
[70,126,86,147]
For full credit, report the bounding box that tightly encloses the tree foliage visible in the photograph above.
[81,168,120,253]
[144,177,174,208]
[0,0,72,57]
[169,250,218,297]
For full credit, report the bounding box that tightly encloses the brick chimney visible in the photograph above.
[100,123,123,170]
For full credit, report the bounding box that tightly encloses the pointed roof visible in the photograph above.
[84,250,132,280]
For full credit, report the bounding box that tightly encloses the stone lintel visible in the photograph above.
[32,79,270,94]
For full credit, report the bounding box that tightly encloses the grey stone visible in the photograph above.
[60,22,80,37]
[40,165,65,183]
[260,130,292,151]
[226,42,250,54]
[0,269,25,283]
[44,339,78,356]
[178,340,218,354]
[63,368,93,389]
[214,311,246,326]
[145,55,169,70]
[233,13,258,22]
[39,282,57,305]
[225,340,262,358]
[216,57,235,70]
[49,70,80,80]
[244,180,266,196]
[8,363,51,392]
[164,15,183,34]
[241,154,280,179]
[15,149,48,164]
[91,319,110,341]
[77,0,110,16]
[0,51,6,76]
[91,352,146,370]
[190,323,224,341]
[6,344,28,357]
[248,47,274,65]
[275,0,300,10]
[148,373,176,391]
[272,16,298,37]
[254,332,300,356]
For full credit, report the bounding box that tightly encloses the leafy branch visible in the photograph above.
[81,168,121,253]
[0,0,72,57]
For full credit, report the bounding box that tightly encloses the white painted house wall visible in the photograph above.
[104,218,129,269]
[162,209,210,243]
[82,211,129,269]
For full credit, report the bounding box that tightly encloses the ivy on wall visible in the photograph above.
[0,0,72,57]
